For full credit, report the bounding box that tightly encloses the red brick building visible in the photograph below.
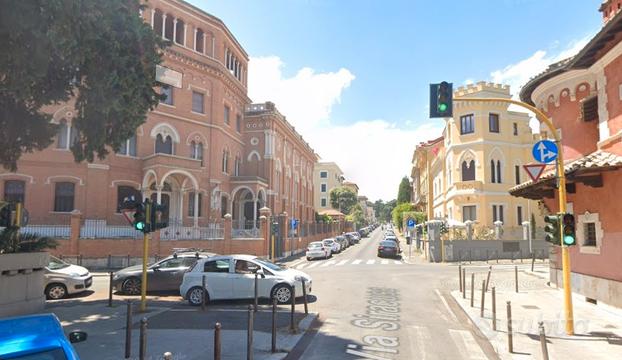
[511,0,622,307]
[0,0,324,259]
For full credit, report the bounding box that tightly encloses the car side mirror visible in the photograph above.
[255,269,265,278]
[68,331,88,343]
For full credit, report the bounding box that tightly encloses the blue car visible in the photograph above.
[0,313,87,359]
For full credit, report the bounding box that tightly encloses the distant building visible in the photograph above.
[313,162,344,211]
[342,181,359,195]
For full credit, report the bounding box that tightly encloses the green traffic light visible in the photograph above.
[135,221,146,231]
[438,103,448,112]
[563,235,575,245]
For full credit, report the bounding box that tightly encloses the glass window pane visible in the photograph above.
[54,182,75,212]
[57,120,68,149]
[161,85,173,105]
[204,259,230,273]
[224,105,230,124]
[192,91,204,113]
[4,180,25,203]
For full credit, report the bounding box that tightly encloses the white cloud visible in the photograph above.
[248,56,442,201]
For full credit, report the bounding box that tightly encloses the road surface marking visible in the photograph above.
[306,262,320,269]
[336,260,348,266]
[435,289,458,323]
[296,263,307,269]
[448,329,488,359]
[409,325,430,360]
[366,259,375,265]
[321,260,337,267]
[394,261,402,265]
[289,260,304,268]
[352,259,362,265]
[381,259,389,265]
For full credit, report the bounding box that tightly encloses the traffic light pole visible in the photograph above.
[454,96,574,335]
[140,203,151,313]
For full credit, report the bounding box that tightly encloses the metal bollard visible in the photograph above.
[531,251,536,272]
[492,287,496,331]
[254,273,259,313]
[515,266,519,293]
[506,301,513,353]
[271,298,277,353]
[290,286,297,333]
[108,271,114,307]
[163,352,172,360]
[247,305,254,360]
[485,265,492,292]
[125,301,132,359]
[202,275,207,311]
[539,321,549,360]
[108,254,112,268]
[139,317,147,360]
[127,254,131,267]
[462,268,466,299]
[458,265,462,292]
[301,279,308,314]
[480,280,486,317]
[470,273,475,307]
[214,322,222,360]
[520,249,523,263]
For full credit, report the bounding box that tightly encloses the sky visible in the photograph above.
[188,0,603,202]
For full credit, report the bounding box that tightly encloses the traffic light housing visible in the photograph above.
[133,202,148,233]
[562,213,576,246]
[544,214,560,245]
[150,202,168,231]
[271,222,279,235]
[430,81,453,118]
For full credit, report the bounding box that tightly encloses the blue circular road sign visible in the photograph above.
[532,140,558,164]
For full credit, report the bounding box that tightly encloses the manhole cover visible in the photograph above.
[522,305,540,310]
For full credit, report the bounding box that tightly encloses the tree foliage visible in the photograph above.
[329,187,358,214]
[0,227,58,254]
[373,199,396,223]
[397,176,412,204]
[0,0,167,170]
[346,203,366,229]
[391,203,417,231]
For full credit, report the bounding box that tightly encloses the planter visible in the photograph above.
[0,252,49,317]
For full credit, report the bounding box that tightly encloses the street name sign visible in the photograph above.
[523,164,547,182]
[532,140,558,164]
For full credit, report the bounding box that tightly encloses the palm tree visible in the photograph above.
[0,227,57,254]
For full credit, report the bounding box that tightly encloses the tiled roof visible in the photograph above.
[318,209,345,217]
[510,150,622,192]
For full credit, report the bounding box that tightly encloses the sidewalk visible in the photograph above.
[451,266,622,359]
[43,300,317,360]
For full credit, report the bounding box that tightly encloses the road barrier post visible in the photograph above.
[124,301,132,359]
[492,287,497,331]
[470,273,475,307]
[480,280,486,317]
[290,287,297,333]
[139,317,147,360]
[301,279,309,314]
[531,251,536,272]
[458,265,462,292]
[272,298,277,353]
[515,266,519,293]
[247,305,254,360]
[462,268,466,299]
[202,275,207,311]
[254,273,259,313]
[108,271,114,307]
[485,266,492,292]
[539,321,549,360]
[214,322,222,360]
[507,301,513,353]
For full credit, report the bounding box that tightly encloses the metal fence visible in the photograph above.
[232,228,260,239]
[20,225,71,238]
[160,220,224,240]
[80,220,142,239]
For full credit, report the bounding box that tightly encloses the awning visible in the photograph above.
[510,150,622,200]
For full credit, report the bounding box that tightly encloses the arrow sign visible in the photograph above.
[523,164,547,182]
[532,140,558,164]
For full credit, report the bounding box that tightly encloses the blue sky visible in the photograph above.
[188,0,602,201]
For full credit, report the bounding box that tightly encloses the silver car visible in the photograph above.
[45,256,92,300]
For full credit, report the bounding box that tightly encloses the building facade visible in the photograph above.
[412,83,542,236]
[313,162,344,210]
[510,1,622,307]
[0,0,318,255]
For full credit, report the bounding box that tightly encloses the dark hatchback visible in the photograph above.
[377,240,401,258]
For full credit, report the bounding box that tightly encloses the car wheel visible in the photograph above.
[306,256,311,261]
[187,286,208,306]
[121,277,142,295]
[272,284,293,304]
[45,283,67,300]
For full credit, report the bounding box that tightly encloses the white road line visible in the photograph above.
[435,289,458,323]
[296,263,307,269]
[366,259,375,265]
[335,260,348,266]
[448,329,488,360]
[289,260,304,268]
[394,261,402,265]
[352,259,362,265]
[409,325,431,360]
[320,260,337,267]
[381,259,389,265]
[306,262,320,269]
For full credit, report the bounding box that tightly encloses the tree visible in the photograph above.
[0,0,166,171]
[397,176,412,204]
[0,227,57,254]
[346,203,366,230]
[329,187,358,214]
[391,203,417,231]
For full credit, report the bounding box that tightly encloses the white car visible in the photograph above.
[306,241,331,260]
[180,254,312,305]
[45,256,92,299]
[322,238,341,254]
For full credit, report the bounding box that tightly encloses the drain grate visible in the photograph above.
[521,305,540,310]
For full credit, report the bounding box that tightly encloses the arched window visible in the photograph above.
[461,160,475,181]
[195,28,204,53]
[155,134,173,154]
[175,19,185,45]
[190,141,203,164]
[234,156,241,176]
[496,160,502,183]
[490,160,496,183]
[222,150,229,173]
[153,9,163,36]
[164,14,174,40]
[57,120,69,149]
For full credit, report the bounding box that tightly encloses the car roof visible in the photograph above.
[0,314,66,355]
[309,241,323,245]
[197,254,258,263]
[322,238,334,242]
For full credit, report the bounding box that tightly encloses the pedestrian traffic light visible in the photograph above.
[544,214,560,244]
[133,203,148,232]
[150,201,168,231]
[562,213,576,246]
[430,81,453,118]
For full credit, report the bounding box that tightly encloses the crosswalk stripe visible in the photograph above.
[394,261,402,265]
[352,259,362,265]
[320,260,337,267]
[296,263,307,269]
[448,329,487,360]
[306,262,320,269]
[409,325,431,359]
[381,259,389,265]
[366,259,375,265]
[336,260,348,266]
[289,260,304,268]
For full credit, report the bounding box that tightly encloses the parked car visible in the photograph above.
[0,313,87,359]
[322,238,341,254]
[113,251,214,295]
[358,229,368,238]
[378,240,401,258]
[180,255,312,305]
[348,232,361,243]
[334,235,349,250]
[344,233,357,245]
[306,241,331,260]
[384,234,399,244]
[45,256,92,300]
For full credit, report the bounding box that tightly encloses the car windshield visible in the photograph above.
[380,241,396,247]
[323,240,334,244]
[309,242,323,248]
[253,258,284,272]
[48,256,70,270]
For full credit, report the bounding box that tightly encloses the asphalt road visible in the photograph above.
[280,228,500,360]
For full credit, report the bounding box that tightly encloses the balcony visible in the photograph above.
[142,153,203,171]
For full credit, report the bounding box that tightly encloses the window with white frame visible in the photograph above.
[155,134,173,154]
[56,119,78,150]
[54,182,75,212]
[492,204,504,223]
[195,28,204,53]
[234,156,240,176]
[320,183,327,193]
[118,135,137,156]
[578,212,602,249]
[320,171,328,178]
[460,114,475,135]
[160,85,173,105]
[462,205,476,222]
[320,197,327,207]
[190,141,203,165]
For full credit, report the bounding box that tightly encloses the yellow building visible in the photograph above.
[313,161,344,210]
[412,82,543,237]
